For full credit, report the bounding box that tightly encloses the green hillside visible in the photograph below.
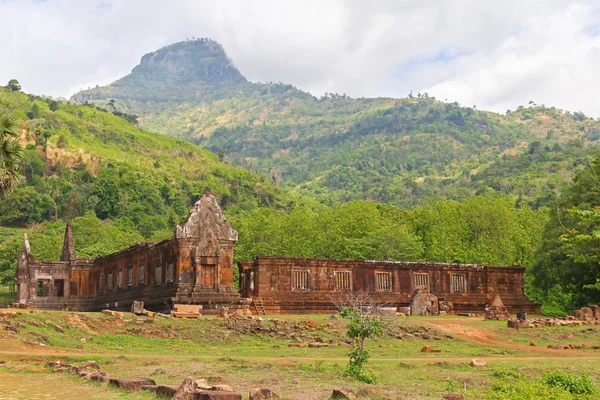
[0,85,321,283]
[0,86,312,236]
[72,39,600,208]
[1,86,308,222]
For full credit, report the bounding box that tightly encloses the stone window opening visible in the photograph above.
[127,266,133,287]
[117,269,123,289]
[292,270,310,291]
[155,265,162,285]
[166,263,174,283]
[451,274,466,293]
[376,272,392,291]
[37,280,50,297]
[107,272,113,291]
[138,262,145,285]
[98,274,104,293]
[334,271,352,291]
[414,273,429,289]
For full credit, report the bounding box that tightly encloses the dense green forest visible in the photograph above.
[73,39,600,208]
[529,159,600,315]
[232,196,546,269]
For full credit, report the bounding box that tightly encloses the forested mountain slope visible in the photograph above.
[0,87,310,235]
[73,39,600,208]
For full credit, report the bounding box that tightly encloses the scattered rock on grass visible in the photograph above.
[86,361,100,370]
[470,358,487,367]
[441,394,464,400]
[156,385,179,397]
[249,387,280,399]
[108,377,156,392]
[212,384,234,391]
[331,388,356,399]
[196,379,210,389]
[173,376,197,400]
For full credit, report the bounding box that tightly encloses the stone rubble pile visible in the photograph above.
[44,361,244,399]
[572,305,600,321]
[484,295,510,320]
[39,359,359,399]
[410,288,454,316]
[508,304,600,328]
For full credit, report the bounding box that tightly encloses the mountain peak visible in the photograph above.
[72,38,248,104]
[130,39,246,84]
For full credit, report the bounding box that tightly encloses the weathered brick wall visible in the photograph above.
[239,257,538,314]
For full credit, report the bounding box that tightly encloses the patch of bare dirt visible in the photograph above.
[425,318,594,357]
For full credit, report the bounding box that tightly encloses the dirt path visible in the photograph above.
[425,318,594,357]
[2,340,599,363]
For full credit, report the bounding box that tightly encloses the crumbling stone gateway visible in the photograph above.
[16,187,539,315]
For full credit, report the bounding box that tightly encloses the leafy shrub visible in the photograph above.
[344,347,377,384]
[486,382,572,400]
[542,371,596,395]
[493,369,522,379]
[486,371,597,399]
[296,360,339,373]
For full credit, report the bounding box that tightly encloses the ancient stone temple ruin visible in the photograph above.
[16,187,539,315]
[238,257,539,315]
[16,188,241,313]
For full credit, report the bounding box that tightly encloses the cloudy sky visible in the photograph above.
[2,0,600,116]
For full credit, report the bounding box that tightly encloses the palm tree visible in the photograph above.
[0,108,24,199]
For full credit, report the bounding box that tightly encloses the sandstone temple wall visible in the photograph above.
[239,257,539,314]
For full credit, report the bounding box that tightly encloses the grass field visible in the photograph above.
[1,309,599,399]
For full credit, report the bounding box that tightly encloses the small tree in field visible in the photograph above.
[335,293,388,383]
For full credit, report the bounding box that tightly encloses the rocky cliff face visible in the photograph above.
[130,39,246,84]
[72,39,249,104]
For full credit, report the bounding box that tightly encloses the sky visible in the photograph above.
[2,0,600,116]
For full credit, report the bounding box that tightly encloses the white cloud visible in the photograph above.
[1,0,600,116]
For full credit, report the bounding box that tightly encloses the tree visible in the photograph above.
[0,108,24,199]
[0,187,56,225]
[91,168,123,219]
[530,159,600,314]
[107,99,116,113]
[335,293,388,384]
[48,100,59,112]
[7,79,21,92]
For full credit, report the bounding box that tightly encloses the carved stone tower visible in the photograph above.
[173,187,239,303]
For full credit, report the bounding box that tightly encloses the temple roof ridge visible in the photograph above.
[175,187,237,241]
